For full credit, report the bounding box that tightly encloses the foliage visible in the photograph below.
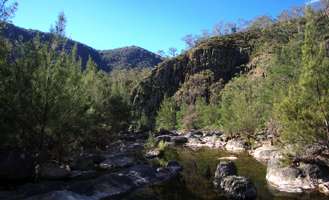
[219,75,270,138]
[144,133,157,150]
[155,96,177,131]
[275,8,329,149]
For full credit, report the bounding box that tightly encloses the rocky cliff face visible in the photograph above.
[132,31,259,125]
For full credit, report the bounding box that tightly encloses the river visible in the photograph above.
[123,147,328,200]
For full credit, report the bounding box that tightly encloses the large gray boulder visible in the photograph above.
[266,153,329,193]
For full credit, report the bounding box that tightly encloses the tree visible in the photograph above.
[277,10,291,22]
[248,15,275,30]
[276,8,329,150]
[223,22,238,34]
[155,96,177,130]
[168,47,177,57]
[220,76,268,139]
[182,34,196,49]
[201,29,210,39]
[50,12,67,37]
[0,0,17,23]
[194,98,220,129]
[213,21,223,36]
[157,49,166,57]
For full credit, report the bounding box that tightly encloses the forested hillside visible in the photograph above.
[2,23,162,71]
[135,6,329,156]
[1,0,329,199]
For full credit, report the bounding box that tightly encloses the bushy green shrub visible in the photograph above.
[155,96,177,130]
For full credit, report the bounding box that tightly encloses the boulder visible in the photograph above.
[126,165,159,186]
[172,136,188,144]
[185,137,202,148]
[158,129,176,136]
[319,182,329,195]
[156,135,172,143]
[265,155,329,193]
[220,176,257,200]
[69,170,98,180]
[225,139,247,153]
[185,130,203,138]
[39,162,70,180]
[0,151,35,181]
[252,145,278,163]
[214,161,256,200]
[185,134,225,149]
[213,161,237,186]
[71,154,105,171]
[99,154,135,170]
[145,149,161,159]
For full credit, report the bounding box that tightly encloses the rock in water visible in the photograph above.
[265,154,329,193]
[214,161,257,200]
[214,161,237,186]
[220,176,257,200]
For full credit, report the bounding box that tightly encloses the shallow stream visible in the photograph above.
[123,147,328,200]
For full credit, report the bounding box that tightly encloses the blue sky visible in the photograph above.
[12,0,314,52]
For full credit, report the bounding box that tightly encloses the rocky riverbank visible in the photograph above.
[0,132,183,200]
[151,129,329,196]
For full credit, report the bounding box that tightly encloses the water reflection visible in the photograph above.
[123,147,328,200]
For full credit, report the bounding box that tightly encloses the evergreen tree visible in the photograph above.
[276,8,329,148]
[155,96,177,130]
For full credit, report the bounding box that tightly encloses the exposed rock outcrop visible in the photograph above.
[132,32,258,126]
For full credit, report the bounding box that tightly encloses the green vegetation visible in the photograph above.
[276,8,329,150]
[155,96,177,131]
[0,4,151,160]
[155,6,329,156]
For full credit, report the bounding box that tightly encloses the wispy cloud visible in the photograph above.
[306,0,320,5]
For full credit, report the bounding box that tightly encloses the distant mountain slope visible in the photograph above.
[100,46,163,70]
[1,23,162,71]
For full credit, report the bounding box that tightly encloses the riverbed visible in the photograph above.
[123,147,328,200]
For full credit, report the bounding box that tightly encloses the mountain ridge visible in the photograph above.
[1,23,163,71]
